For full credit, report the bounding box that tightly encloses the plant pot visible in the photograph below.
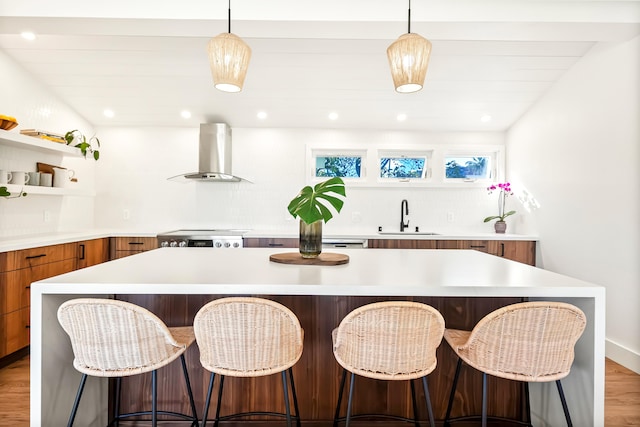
[494,220,507,234]
[299,220,323,258]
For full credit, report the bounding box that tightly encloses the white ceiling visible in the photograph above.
[0,0,639,131]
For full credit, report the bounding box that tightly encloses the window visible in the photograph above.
[444,154,494,181]
[315,155,362,178]
[378,150,432,182]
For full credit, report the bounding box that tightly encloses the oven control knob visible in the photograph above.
[169,240,178,247]
[232,242,240,248]
[224,242,231,248]
[215,242,222,248]
[178,240,187,247]
[160,241,169,248]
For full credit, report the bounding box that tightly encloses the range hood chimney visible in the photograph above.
[170,123,247,182]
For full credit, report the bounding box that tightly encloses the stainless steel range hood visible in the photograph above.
[170,123,247,182]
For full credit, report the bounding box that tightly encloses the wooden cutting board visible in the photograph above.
[269,252,349,265]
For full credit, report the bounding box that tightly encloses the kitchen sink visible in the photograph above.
[377,231,440,236]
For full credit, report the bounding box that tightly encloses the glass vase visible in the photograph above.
[299,220,323,258]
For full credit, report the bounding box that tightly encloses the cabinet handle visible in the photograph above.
[128,242,144,245]
[79,244,86,260]
[25,285,30,289]
[500,243,505,257]
[268,243,284,247]
[25,325,30,329]
[470,245,486,249]
[25,253,46,260]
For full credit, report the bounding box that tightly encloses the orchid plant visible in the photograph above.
[483,182,515,223]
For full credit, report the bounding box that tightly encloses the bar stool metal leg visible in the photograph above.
[288,367,302,427]
[345,372,356,427]
[333,369,348,427]
[113,377,122,427]
[179,354,199,426]
[201,372,216,427]
[410,380,419,427]
[213,375,226,427]
[151,370,158,427]
[422,376,436,427]
[67,373,88,427]
[281,370,293,427]
[556,380,573,427]
[444,358,462,426]
[481,372,487,427]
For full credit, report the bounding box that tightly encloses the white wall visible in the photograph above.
[0,50,96,237]
[93,127,512,235]
[507,36,640,372]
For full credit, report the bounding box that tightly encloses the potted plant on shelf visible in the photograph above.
[287,177,346,258]
[64,129,100,160]
[0,186,27,198]
[483,182,516,234]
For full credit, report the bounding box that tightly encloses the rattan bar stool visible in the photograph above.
[332,301,445,427]
[193,297,304,427]
[57,298,198,427]
[443,301,587,427]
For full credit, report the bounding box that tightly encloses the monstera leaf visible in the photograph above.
[287,177,346,224]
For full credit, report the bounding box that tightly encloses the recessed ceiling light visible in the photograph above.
[20,32,36,41]
[480,114,492,123]
[103,109,114,118]
[257,111,267,120]
[181,110,192,119]
[397,113,407,122]
[328,112,339,121]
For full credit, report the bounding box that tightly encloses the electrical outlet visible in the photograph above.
[123,209,130,220]
[447,212,455,222]
[43,210,51,222]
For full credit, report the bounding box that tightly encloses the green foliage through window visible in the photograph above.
[315,156,362,178]
[380,157,426,179]
[445,156,490,179]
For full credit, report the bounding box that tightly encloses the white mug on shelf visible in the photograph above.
[40,172,53,187]
[0,170,11,184]
[10,171,30,185]
[53,167,75,188]
[28,171,41,186]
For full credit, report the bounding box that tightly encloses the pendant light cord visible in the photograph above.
[227,0,231,33]
[407,0,411,34]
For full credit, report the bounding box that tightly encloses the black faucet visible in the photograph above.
[400,199,409,232]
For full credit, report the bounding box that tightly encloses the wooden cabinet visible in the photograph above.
[437,239,535,265]
[110,237,157,260]
[436,239,491,253]
[368,238,536,265]
[488,240,536,265]
[0,243,77,358]
[77,238,110,269]
[243,237,298,248]
[369,239,437,249]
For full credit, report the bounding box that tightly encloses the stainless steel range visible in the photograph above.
[157,229,247,248]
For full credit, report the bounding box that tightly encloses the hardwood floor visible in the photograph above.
[0,356,638,426]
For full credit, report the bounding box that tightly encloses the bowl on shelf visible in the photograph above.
[0,115,18,131]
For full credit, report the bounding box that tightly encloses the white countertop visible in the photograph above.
[36,247,598,298]
[0,228,538,253]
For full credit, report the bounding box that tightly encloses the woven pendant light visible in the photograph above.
[207,1,251,93]
[387,0,432,93]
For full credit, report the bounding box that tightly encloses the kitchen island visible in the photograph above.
[31,248,604,426]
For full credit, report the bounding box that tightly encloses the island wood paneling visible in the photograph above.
[114,294,525,424]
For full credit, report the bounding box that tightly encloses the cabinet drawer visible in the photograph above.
[1,259,76,313]
[369,239,436,249]
[243,238,298,248]
[1,308,30,357]
[436,240,490,253]
[0,243,76,272]
[112,237,157,251]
